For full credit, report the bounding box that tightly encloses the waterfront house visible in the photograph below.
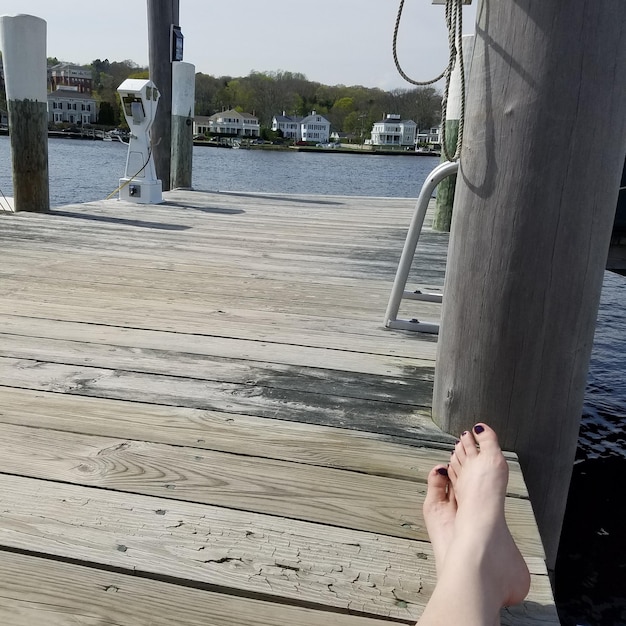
[272,111,331,143]
[47,87,98,125]
[370,114,417,147]
[197,109,260,138]
[300,111,331,143]
[271,112,302,140]
[416,126,441,146]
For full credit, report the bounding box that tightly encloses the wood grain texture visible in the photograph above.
[0,386,528,495]
[0,422,541,549]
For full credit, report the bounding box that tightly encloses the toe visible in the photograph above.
[449,453,461,484]
[454,438,467,463]
[424,464,451,504]
[473,423,501,453]
[460,429,479,457]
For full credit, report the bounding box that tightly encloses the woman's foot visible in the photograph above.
[446,423,531,607]
[418,423,531,625]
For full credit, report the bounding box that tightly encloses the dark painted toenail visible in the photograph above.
[462,431,469,436]
[455,439,460,444]
[437,467,448,476]
[474,424,485,434]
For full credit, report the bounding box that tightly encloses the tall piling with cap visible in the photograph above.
[432,0,626,568]
[432,34,474,232]
[0,14,49,212]
[170,61,195,190]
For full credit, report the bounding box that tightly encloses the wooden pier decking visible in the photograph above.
[0,190,559,625]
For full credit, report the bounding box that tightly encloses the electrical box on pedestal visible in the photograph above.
[117,78,163,204]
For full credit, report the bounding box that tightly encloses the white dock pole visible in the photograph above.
[0,14,49,212]
[171,61,195,190]
[432,34,474,232]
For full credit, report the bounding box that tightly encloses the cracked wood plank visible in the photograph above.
[0,473,554,622]
[0,550,400,626]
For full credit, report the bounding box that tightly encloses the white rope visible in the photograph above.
[392,0,466,161]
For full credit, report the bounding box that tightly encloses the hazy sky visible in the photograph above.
[1,1,477,91]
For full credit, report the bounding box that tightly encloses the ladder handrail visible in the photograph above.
[384,160,459,328]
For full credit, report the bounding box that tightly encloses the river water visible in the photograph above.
[1,136,625,624]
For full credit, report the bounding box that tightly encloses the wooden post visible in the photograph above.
[432,35,474,232]
[170,61,195,189]
[0,14,49,212]
[432,0,626,569]
[147,0,179,192]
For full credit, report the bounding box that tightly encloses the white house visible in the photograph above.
[416,126,441,146]
[370,114,416,147]
[195,109,260,137]
[271,110,331,143]
[272,112,302,140]
[48,87,97,125]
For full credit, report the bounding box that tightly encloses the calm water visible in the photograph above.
[1,136,625,624]
[0,136,440,204]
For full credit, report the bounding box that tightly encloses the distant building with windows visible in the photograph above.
[416,126,441,146]
[272,112,302,140]
[48,87,97,125]
[370,114,417,147]
[194,109,260,137]
[271,111,331,143]
[49,63,93,94]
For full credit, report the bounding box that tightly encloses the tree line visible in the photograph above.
[1,56,442,136]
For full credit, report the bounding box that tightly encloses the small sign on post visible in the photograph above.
[171,25,183,62]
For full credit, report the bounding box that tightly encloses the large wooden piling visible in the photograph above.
[0,14,49,212]
[432,0,626,568]
[170,61,195,190]
[147,0,180,192]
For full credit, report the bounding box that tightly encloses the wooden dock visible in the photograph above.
[0,190,559,625]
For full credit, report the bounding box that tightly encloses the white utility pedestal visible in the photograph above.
[117,79,162,204]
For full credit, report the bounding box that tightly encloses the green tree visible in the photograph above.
[97,101,116,125]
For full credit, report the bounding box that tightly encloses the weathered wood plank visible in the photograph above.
[0,551,399,626]
[0,473,552,622]
[0,274,439,324]
[0,421,422,540]
[0,472,434,621]
[0,313,434,376]
[0,386,533,496]
[0,422,540,547]
[0,357,432,438]
[0,333,434,406]
[0,387,455,479]
[0,247,446,291]
[0,300,438,360]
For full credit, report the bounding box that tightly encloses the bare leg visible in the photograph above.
[418,424,531,626]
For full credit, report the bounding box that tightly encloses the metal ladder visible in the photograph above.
[384,160,459,334]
